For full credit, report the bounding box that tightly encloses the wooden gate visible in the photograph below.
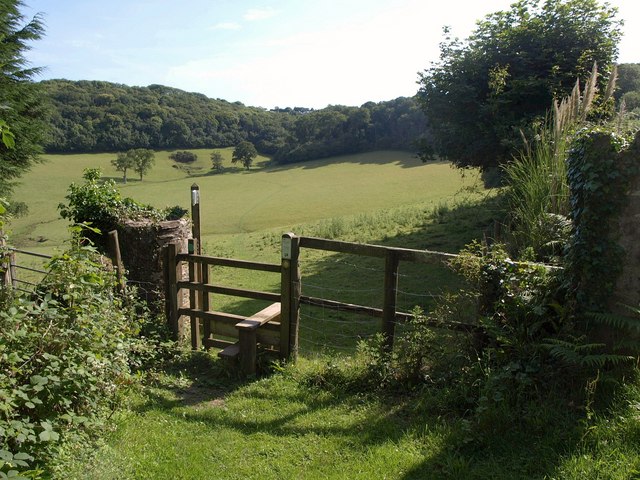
[163,233,300,374]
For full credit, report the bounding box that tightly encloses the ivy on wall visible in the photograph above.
[564,128,640,313]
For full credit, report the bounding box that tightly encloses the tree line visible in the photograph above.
[41,79,428,162]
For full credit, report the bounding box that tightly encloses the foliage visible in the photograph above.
[564,128,638,312]
[615,63,640,104]
[0,1,48,196]
[231,140,257,170]
[110,151,135,184]
[210,151,223,173]
[58,168,184,249]
[503,64,617,260]
[41,80,427,163]
[0,238,145,474]
[129,148,155,181]
[169,151,198,163]
[416,0,622,170]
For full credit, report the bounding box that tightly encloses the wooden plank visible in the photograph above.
[236,302,281,330]
[188,244,201,349]
[178,308,246,324]
[177,281,281,303]
[205,338,236,350]
[299,236,388,258]
[176,254,281,273]
[164,243,179,340]
[217,342,240,359]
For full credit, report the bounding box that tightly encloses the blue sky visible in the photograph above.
[22,0,640,109]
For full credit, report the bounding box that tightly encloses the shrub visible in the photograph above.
[0,237,155,474]
[58,168,186,250]
[169,151,198,163]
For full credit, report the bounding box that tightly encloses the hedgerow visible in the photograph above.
[0,231,166,477]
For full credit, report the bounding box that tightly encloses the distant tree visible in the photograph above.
[111,151,135,183]
[232,141,258,170]
[130,148,155,180]
[416,0,622,170]
[615,63,640,101]
[0,1,48,195]
[210,151,224,173]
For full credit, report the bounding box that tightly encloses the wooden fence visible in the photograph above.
[163,233,301,374]
[163,231,480,373]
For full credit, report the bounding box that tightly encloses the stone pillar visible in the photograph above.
[116,218,190,309]
[614,174,640,312]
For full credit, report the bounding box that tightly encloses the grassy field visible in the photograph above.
[8,149,482,251]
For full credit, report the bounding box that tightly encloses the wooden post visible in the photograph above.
[202,261,211,347]
[190,184,204,335]
[107,230,125,293]
[238,328,257,375]
[382,250,400,351]
[280,232,300,360]
[164,243,181,341]
[188,238,201,349]
[190,184,202,254]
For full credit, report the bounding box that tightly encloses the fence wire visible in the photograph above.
[297,249,460,356]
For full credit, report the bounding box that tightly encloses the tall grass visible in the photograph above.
[504,63,617,259]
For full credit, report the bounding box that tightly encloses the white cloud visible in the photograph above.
[211,22,241,31]
[243,7,276,21]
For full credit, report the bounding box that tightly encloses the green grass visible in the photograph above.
[8,150,480,252]
[12,149,640,479]
[51,353,640,480]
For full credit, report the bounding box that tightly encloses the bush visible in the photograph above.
[58,168,186,250]
[0,238,159,475]
[169,151,198,163]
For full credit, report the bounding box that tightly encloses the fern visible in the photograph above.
[542,337,634,368]
[586,306,640,333]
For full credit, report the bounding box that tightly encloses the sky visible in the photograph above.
[21,0,640,110]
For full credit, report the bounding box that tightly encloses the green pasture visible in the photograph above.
[8,149,481,253]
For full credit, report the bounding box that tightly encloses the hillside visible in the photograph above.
[41,80,428,164]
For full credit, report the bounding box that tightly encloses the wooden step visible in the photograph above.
[217,342,240,359]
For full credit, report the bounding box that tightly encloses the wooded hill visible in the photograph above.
[41,79,428,163]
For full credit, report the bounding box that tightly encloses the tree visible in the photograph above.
[130,148,155,180]
[232,141,258,170]
[0,1,48,195]
[416,0,622,170]
[210,151,224,173]
[111,151,135,183]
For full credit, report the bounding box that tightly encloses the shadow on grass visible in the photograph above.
[137,347,587,479]
[264,151,434,173]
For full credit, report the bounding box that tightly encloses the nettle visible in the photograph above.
[0,238,142,476]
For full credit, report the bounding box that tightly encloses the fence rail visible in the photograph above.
[1,247,52,293]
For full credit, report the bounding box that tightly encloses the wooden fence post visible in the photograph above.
[164,243,182,341]
[280,232,300,360]
[188,238,201,349]
[107,230,125,293]
[382,250,400,351]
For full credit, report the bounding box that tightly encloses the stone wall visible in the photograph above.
[615,172,640,311]
[116,217,190,307]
